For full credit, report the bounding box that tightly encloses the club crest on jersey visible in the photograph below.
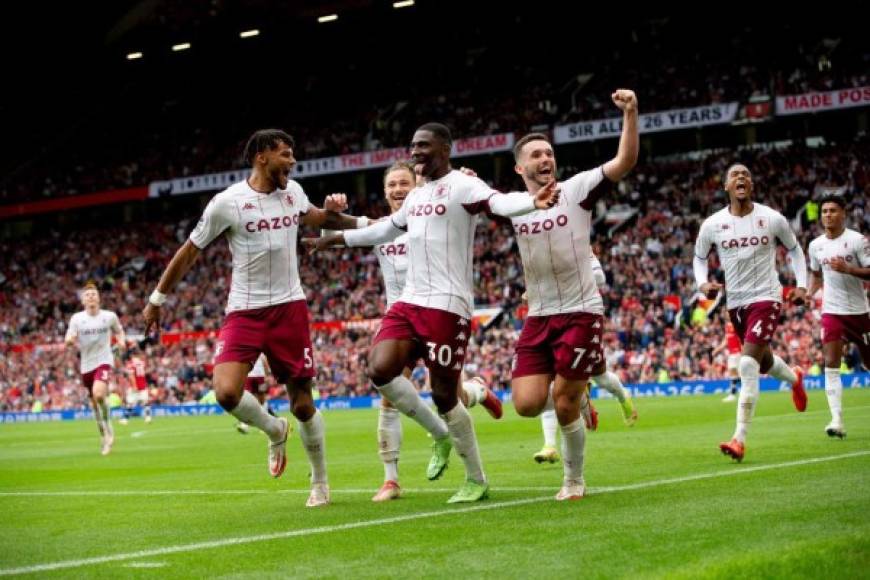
[285,194,294,206]
[242,202,256,210]
[757,217,767,229]
[432,183,450,199]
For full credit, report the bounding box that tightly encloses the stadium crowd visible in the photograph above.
[2,138,868,412]
[1,23,866,205]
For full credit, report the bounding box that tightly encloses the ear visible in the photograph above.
[513,163,524,176]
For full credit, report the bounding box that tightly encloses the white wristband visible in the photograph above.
[356,216,369,228]
[149,290,167,306]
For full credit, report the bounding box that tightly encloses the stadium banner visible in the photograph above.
[775,86,870,116]
[553,102,740,144]
[147,133,515,197]
[0,187,148,220]
[4,373,869,423]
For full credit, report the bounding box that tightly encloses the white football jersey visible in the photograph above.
[189,179,310,313]
[390,170,507,318]
[374,232,409,308]
[511,167,610,316]
[66,310,122,373]
[695,203,799,309]
[248,353,267,378]
[808,228,870,314]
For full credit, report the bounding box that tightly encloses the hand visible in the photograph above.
[302,235,343,254]
[829,256,852,274]
[459,166,478,178]
[612,89,638,113]
[699,281,723,300]
[520,291,528,303]
[534,179,560,210]
[142,303,161,334]
[324,193,348,212]
[789,287,807,306]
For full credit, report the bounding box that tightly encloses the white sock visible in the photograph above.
[461,379,486,408]
[299,410,328,485]
[767,355,797,384]
[378,406,402,481]
[734,356,760,443]
[560,418,586,482]
[375,376,448,439]
[541,410,558,448]
[230,390,282,440]
[825,367,843,426]
[592,371,627,403]
[443,403,485,483]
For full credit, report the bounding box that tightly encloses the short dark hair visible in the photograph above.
[242,129,294,166]
[514,132,550,161]
[384,161,416,183]
[819,193,847,209]
[724,163,751,183]
[416,122,452,145]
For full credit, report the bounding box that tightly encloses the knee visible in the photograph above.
[430,385,457,414]
[823,354,841,369]
[554,390,580,414]
[214,380,242,411]
[291,399,315,422]
[513,393,545,417]
[366,355,400,385]
[738,355,760,378]
[216,391,241,412]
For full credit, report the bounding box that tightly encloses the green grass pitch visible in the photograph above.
[1,389,869,578]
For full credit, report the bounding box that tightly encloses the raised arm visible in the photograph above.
[602,89,640,182]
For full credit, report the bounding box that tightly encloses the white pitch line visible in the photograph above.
[1,450,867,576]
[0,487,557,497]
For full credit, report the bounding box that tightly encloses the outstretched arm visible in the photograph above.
[300,194,368,230]
[142,240,201,332]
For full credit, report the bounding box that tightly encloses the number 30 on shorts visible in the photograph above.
[426,342,453,366]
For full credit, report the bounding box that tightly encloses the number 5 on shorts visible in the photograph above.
[304,347,313,368]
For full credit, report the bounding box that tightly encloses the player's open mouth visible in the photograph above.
[735,183,747,193]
